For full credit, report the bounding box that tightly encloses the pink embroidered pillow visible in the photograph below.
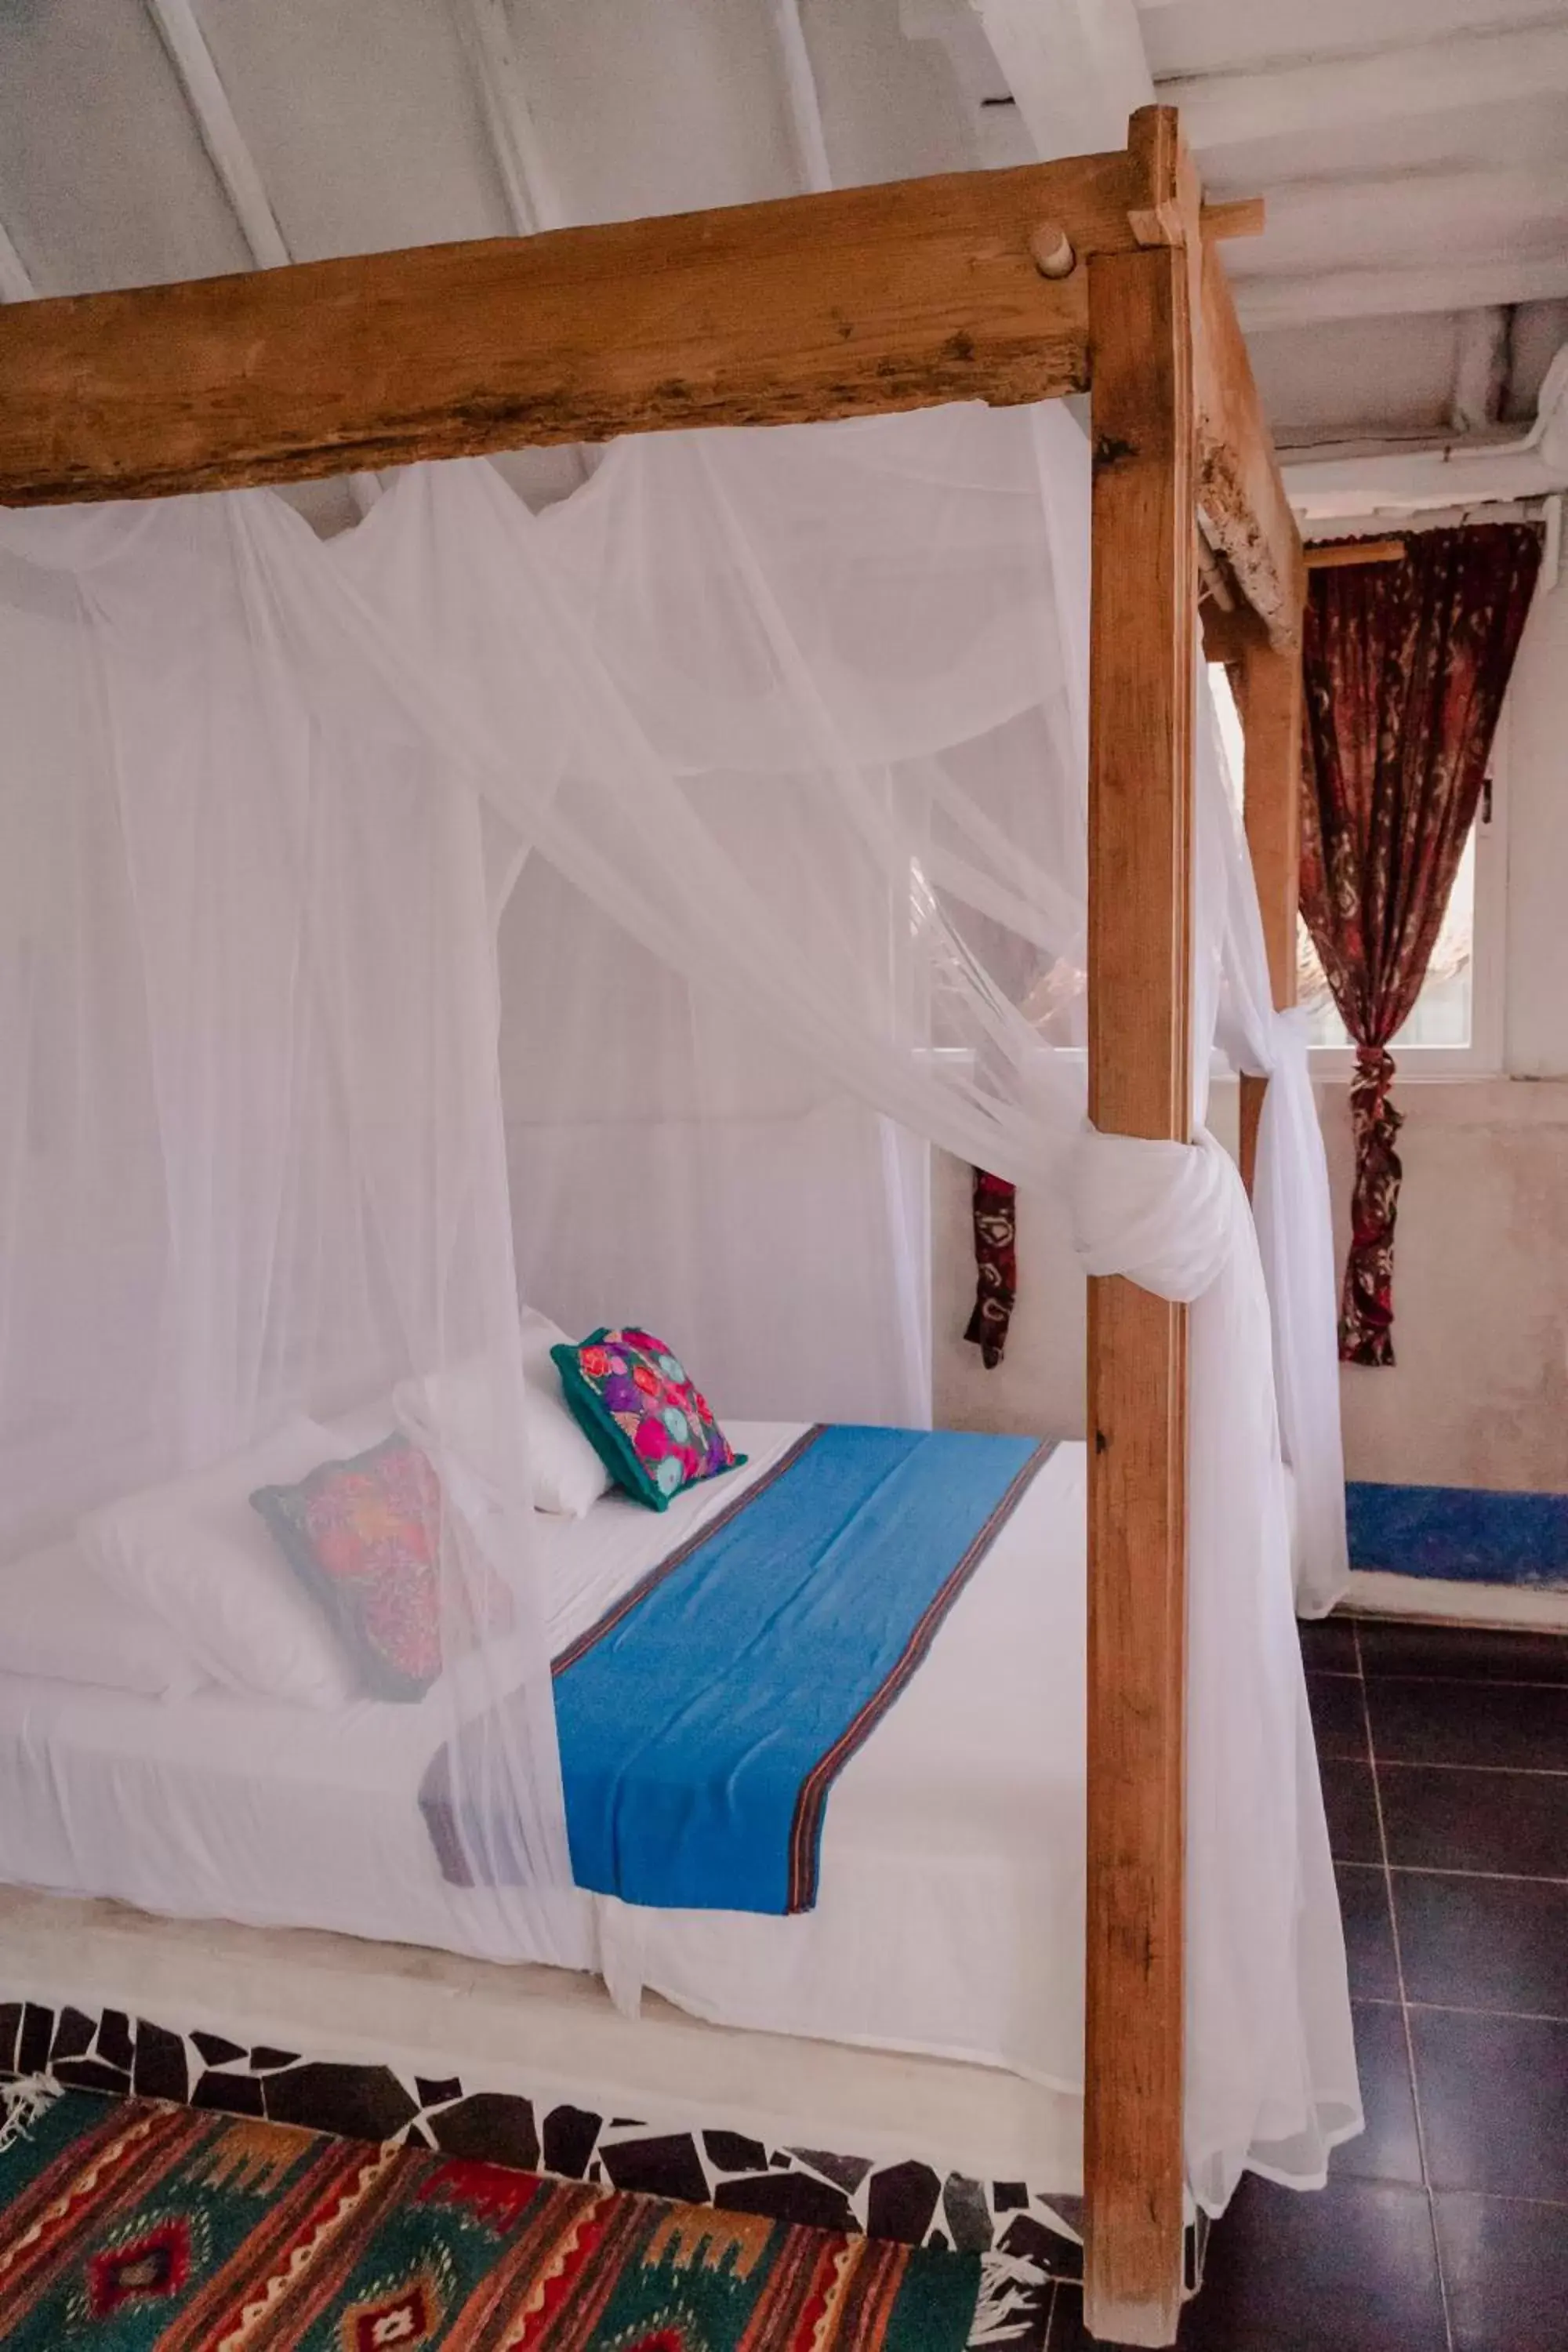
[251,1433,512,1701]
[550,1327,744,1511]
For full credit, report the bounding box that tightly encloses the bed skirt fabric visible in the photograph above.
[423,1426,1053,1915]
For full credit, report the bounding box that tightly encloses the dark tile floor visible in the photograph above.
[1043,1612,1568,2350]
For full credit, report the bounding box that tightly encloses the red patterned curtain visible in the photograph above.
[1301,523,1541,1365]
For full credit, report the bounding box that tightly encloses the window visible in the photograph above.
[1296,837,1476,1052]
[1209,666,1507,1076]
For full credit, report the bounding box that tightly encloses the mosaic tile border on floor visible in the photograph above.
[0,1994,1085,2296]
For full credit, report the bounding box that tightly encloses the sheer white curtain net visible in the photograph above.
[0,395,1355,2214]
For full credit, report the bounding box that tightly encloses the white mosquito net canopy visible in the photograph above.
[0,397,1356,2215]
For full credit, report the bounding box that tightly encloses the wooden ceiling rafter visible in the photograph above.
[0,221,34,305]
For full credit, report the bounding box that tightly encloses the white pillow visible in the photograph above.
[520,1309,613,1519]
[391,1354,521,1532]
[391,1321,611,1523]
[77,1417,358,1708]
[0,1540,206,1700]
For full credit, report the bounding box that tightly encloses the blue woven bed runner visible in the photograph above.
[421,1424,1051,1915]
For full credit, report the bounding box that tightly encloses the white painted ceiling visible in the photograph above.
[1,0,1565,467]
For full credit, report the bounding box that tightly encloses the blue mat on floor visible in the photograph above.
[1348,1479,1568,1588]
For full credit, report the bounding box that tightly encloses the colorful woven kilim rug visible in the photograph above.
[0,2089,978,2350]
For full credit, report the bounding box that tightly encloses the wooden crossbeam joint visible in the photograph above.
[1124,104,1202,252]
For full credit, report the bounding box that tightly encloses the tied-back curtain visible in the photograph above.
[1300,524,1541,1364]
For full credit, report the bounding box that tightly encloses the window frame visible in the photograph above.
[1305,694,1510,1082]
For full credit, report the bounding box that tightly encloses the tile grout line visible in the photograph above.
[1387,1863,1568,1887]
[1354,1615,1456,2352]
[1404,1999,1568,2026]
[1350,1672,1568,1691]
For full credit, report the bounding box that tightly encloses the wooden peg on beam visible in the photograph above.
[1030,220,1077,279]
[1200,198,1265,241]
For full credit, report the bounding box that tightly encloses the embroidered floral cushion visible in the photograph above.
[550,1328,744,1512]
[251,1433,512,1702]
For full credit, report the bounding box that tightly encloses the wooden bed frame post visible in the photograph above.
[1082,124,1197,2350]
[1233,593,1305,1189]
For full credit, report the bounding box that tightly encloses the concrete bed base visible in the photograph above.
[0,1885,1088,2293]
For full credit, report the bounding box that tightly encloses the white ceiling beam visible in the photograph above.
[971,0,1152,158]
[0,219,34,303]
[1286,344,1568,522]
[144,0,289,269]
[769,0,833,194]
[450,0,564,236]
[1161,21,1568,153]
[1450,306,1512,434]
[1223,166,1568,260]
[898,0,1031,169]
[1287,442,1566,524]
[1238,256,1568,333]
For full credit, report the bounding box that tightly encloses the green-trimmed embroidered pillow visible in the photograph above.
[550,1328,744,1512]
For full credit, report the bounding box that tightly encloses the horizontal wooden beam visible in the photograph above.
[1305,537,1404,568]
[1194,223,1302,649]
[0,107,1300,664]
[0,153,1158,506]
[1160,20,1568,151]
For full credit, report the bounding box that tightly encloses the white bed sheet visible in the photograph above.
[0,1425,1089,2089]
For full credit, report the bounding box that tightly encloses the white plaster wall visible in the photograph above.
[932,1088,1242,1438]
[1323,1080,1568,1491]
[1503,565,1568,1078]
[931,1170,1086,1440]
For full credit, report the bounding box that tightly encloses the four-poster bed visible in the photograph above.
[0,106,1318,2346]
